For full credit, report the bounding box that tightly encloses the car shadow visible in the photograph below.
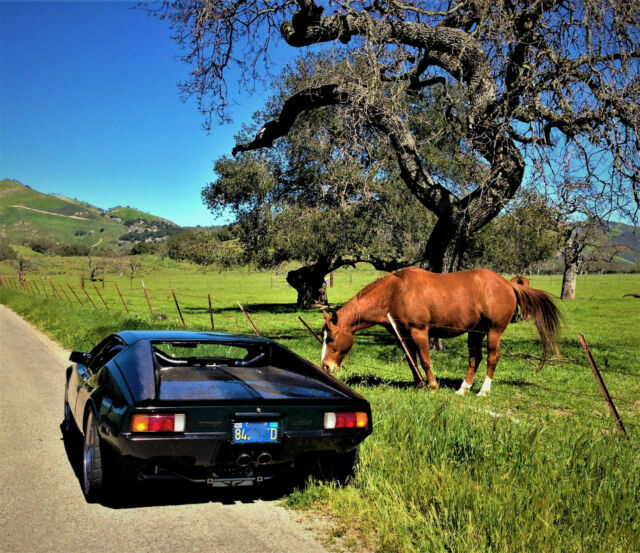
[60,423,298,509]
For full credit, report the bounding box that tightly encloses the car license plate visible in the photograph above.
[232,421,279,444]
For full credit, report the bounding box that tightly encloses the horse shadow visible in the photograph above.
[345,374,462,391]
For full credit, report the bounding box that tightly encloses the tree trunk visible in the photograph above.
[420,218,469,273]
[560,228,584,300]
[561,261,578,300]
[286,265,329,308]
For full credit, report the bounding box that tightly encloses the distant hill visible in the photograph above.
[606,221,640,265]
[0,179,180,250]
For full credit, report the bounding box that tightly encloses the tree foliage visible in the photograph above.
[166,229,244,270]
[203,57,437,306]
[468,190,560,274]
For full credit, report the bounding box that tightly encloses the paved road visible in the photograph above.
[0,305,329,553]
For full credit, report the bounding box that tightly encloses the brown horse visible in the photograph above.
[321,267,561,396]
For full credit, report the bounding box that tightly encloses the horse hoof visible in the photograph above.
[477,389,490,397]
[456,388,469,396]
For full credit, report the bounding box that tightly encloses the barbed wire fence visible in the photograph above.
[2,271,639,435]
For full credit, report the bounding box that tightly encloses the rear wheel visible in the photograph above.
[82,410,105,502]
[308,448,360,485]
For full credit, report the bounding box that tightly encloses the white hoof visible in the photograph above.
[477,389,490,397]
[456,387,469,396]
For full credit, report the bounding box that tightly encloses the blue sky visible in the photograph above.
[0,1,277,227]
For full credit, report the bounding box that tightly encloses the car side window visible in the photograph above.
[87,337,125,373]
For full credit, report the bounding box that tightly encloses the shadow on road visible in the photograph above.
[60,424,293,509]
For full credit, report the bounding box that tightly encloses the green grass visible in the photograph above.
[1,258,639,552]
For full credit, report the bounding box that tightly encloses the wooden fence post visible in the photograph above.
[93,284,109,309]
[59,284,73,304]
[114,283,128,313]
[142,281,154,317]
[83,287,97,309]
[298,316,322,344]
[67,284,83,305]
[208,294,215,331]
[237,301,260,336]
[171,288,186,327]
[386,313,428,390]
[578,333,628,438]
[49,278,62,300]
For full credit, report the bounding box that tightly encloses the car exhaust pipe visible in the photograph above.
[257,452,272,465]
[236,453,252,468]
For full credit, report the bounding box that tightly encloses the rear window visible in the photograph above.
[151,340,347,401]
[153,341,267,368]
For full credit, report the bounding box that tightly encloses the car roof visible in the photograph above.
[115,330,275,346]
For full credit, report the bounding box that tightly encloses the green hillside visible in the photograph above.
[0,179,179,250]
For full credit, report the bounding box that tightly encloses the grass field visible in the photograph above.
[1,256,639,552]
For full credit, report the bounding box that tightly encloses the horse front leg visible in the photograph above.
[457,331,484,396]
[477,328,502,397]
[410,328,438,391]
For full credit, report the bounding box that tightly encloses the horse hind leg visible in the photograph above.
[410,328,438,390]
[477,328,502,397]
[457,331,484,396]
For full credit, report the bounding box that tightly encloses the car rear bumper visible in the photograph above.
[103,429,370,468]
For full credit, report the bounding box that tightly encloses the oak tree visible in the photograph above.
[152,0,639,272]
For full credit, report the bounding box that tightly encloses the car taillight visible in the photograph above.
[324,412,368,429]
[131,414,186,433]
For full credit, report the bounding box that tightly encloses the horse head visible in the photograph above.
[321,310,354,372]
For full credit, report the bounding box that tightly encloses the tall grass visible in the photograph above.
[1,259,639,552]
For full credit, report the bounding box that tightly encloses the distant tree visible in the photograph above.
[468,191,560,274]
[0,240,17,262]
[58,244,91,257]
[130,241,157,255]
[530,145,637,299]
[166,229,244,271]
[28,238,56,255]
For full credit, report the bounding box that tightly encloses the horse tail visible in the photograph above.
[510,279,562,364]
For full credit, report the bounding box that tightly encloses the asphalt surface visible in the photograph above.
[0,305,330,553]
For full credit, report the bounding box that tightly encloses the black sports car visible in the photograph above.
[63,330,372,501]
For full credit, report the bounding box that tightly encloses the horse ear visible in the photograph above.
[322,310,338,326]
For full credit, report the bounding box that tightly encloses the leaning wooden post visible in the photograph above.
[237,301,260,336]
[208,294,215,331]
[171,288,186,327]
[40,278,48,297]
[93,284,109,310]
[114,283,128,313]
[141,281,154,317]
[386,313,428,390]
[82,287,97,309]
[578,333,628,439]
[299,316,322,344]
[49,278,62,300]
[67,284,83,305]
[59,284,73,304]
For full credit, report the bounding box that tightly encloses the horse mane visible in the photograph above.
[336,270,404,326]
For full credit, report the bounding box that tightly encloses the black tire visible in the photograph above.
[82,410,105,502]
[62,402,76,436]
